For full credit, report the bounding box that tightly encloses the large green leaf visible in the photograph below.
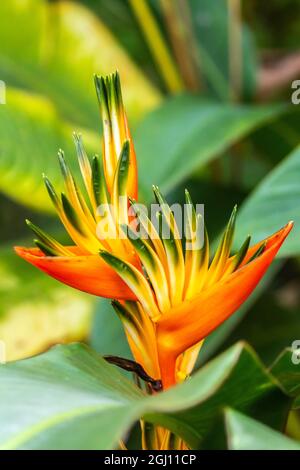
[0,0,160,129]
[0,245,94,362]
[0,87,98,212]
[0,0,161,212]
[0,91,285,213]
[235,145,300,257]
[0,342,291,450]
[134,95,286,201]
[222,409,300,450]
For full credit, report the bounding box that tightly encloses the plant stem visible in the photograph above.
[160,0,201,91]
[129,0,184,94]
[228,0,243,185]
[228,0,242,101]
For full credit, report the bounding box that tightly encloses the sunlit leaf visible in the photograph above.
[0,0,161,128]
[0,88,98,212]
[0,342,291,449]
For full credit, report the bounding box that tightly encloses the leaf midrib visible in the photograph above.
[0,402,125,450]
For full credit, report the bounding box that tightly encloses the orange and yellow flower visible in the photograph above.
[15,72,293,396]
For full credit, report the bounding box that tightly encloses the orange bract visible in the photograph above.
[156,222,293,388]
[15,246,137,300]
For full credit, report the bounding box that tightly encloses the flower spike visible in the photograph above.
[94,72,137,199]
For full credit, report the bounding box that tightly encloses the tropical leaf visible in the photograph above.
[212,409,300,450]
[134,95,286,201]
[0,0,161,212]
[235,145,300,257]
[0,0,161,129]
[0,88,98,212]
[0,342,291,450]
[0,91,285,213]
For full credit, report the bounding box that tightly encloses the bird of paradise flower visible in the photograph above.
[15,72,293,450]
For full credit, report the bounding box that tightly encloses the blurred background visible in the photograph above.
[0,0,300,435]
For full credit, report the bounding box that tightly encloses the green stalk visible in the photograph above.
[228,0,243,101]
[160,0,201,91]
[129,0,184,93]
[228,0,243,185]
